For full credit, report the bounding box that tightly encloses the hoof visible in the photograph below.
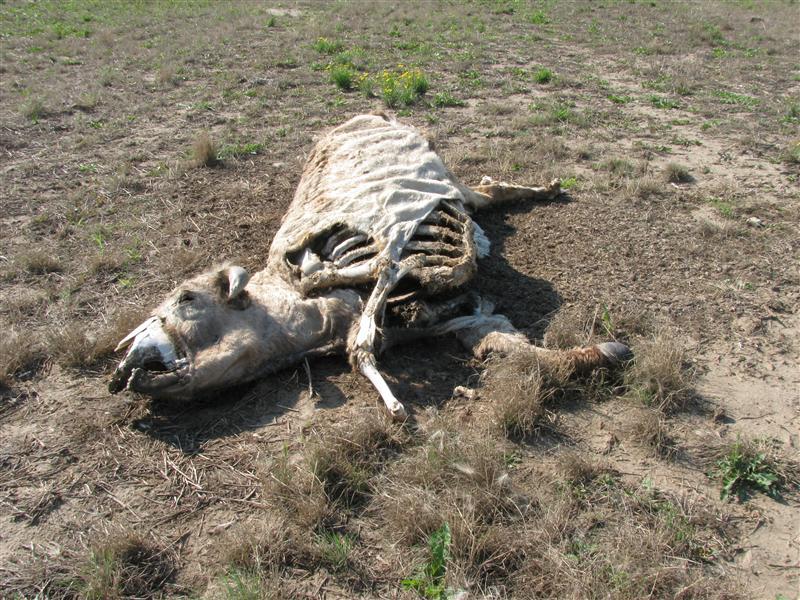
[596,341,633,366]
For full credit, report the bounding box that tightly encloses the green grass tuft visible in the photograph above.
[713,441,782,501]
[312,37,343,54]
[402,523,451,600]
[533,67,553,83]
[431,91,464,108]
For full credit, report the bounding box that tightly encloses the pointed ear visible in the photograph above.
[216,266,249,300]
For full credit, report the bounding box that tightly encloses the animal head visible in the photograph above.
[109,264,262,399]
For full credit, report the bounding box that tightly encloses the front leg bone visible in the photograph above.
[358,353,407,419]
[350,259,416,419]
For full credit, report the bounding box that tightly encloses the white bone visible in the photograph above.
[335,245,377,267]
[360,359,406,419]
[227,266,250,298]
[299,249,323,275]
[115,316,159,352]
[330,234,367,260]
[473,222,491,258]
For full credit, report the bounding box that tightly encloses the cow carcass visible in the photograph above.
[109,113,630,418]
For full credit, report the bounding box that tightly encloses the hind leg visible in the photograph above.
[463,177,562,211]
[412,298,630,373]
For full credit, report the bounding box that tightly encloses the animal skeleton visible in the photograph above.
[110,114,630,417]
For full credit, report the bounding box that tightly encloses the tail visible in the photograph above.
[463,177,561,211]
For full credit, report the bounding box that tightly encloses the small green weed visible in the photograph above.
[708,197,734,218]
[402,523,451,600]
[607,94,631,104]
[329,64,356,91]
[528,10,549,25]
[560,176,578,190]
[431,91,464,108]
[783,103,800,124]
[714,90,758,108]
[317,531,353,570]
[265,16,276,27]
[79,163,98,174]
[533,67,553,84]
[366,67,429,107]
[649,95,680,109]
[312,37,343,54]
[458,69,483,88]
[714,441,781,501]
[90,227,108,250]
[221,567,269,600]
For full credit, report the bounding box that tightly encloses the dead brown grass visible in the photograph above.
[47,308,147,370]
[191,132,219,168]
[19,251,62,275]
[305,411,409,507]
[630,407,679,458]
[625,331,694,413]
[78,533,175,600]
[483,350,572,439]
[0,329,43,387]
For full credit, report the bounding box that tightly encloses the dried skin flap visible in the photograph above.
[268,114,478,296]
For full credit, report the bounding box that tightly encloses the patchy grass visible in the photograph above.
[1,1,797,597]
[648,95,680,109]
[312,37,344,54]
[431,91,464,108]
[713,90,759,108]
[217,142,264,160]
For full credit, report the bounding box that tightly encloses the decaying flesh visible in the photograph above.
[110,114,631,417]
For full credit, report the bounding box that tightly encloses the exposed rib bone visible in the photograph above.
[414,224,461,244]
[423,209,464,230]
[330,234,368,261]
[335,245,378,267]
[405,240,462,257]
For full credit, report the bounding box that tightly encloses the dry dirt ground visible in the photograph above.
[1,1,799,598]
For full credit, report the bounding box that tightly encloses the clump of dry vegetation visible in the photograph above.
[46,308,147,370]
[78,534,175,600]
[664,161,693,183]
[0,329,43,387]
[630,407,679,458]
[19,251,62,275]
[191,132,219,168]
[483,350,572,438]
[625,331,694,413]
